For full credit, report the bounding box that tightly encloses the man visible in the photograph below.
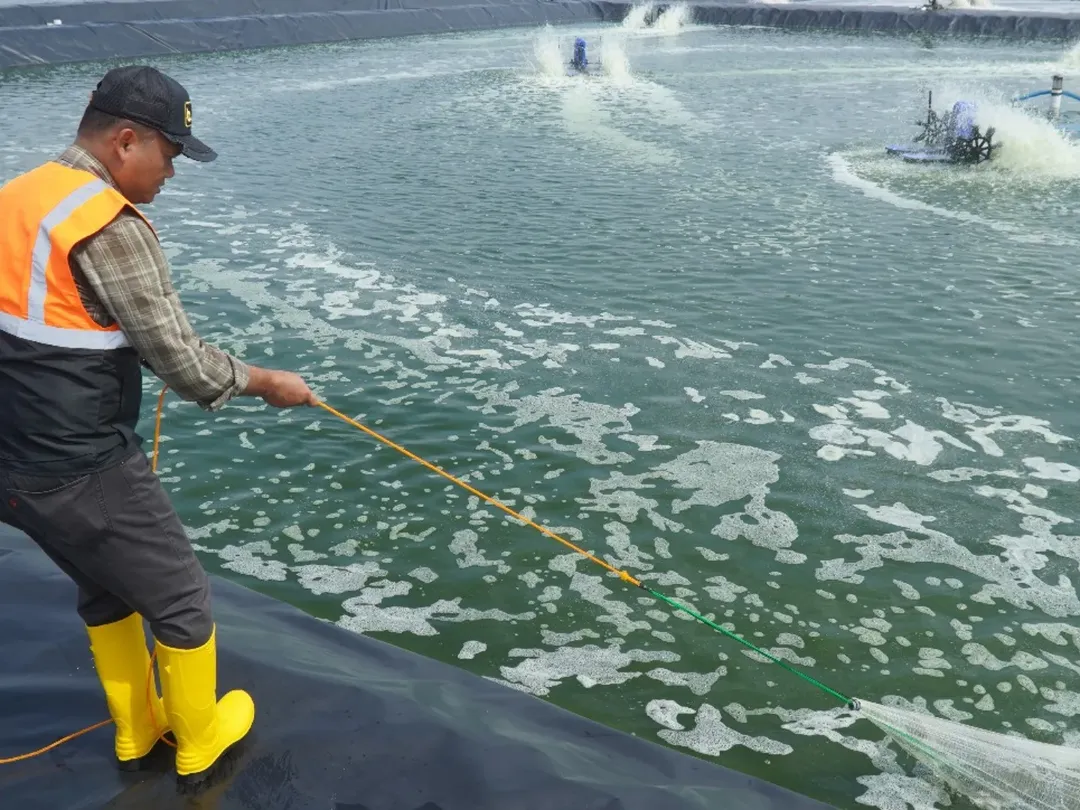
[0,65,316,786]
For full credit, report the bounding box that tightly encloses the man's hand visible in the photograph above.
[244,367,318,408]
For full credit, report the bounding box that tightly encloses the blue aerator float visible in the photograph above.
[570,37,588,72]
[567,36,601,76]
[886,74,1080,165]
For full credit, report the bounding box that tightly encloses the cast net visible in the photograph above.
[853,698,1080,810]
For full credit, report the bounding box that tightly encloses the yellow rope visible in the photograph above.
[151,384,169,473]
[0,720,113,764]
[313,400,641,587]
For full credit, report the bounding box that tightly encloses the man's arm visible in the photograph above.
[71,212,315,410]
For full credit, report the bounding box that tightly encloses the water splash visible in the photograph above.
[621,2,653,30]
[531,26,568,79]
[1060,40,1080,73]
[655,3,693,32]
[974,98,1080,178]
[621,2,693,33]
[600,36,634,86]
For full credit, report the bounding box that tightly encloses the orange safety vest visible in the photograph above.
[0,161,151,473]
[0,161,153,349]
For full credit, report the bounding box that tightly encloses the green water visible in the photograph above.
[3,17,1080,810]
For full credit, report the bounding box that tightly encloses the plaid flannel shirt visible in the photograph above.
[56,145,250,411]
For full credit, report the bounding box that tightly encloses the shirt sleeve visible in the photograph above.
[70,212,251,411]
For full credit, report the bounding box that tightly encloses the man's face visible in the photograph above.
[108,124,181,204]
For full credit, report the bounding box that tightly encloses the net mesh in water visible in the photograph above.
[854,699,1080,810]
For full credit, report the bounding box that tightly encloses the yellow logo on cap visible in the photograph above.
[183,101,192,128]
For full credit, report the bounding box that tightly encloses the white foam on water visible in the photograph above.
[652,335,733,359]
[466,382,638,466]
[200,541,289,582]
[293,561,386,596]
[575,441,800,561]
[745,409,777,425]
[409,566,439,583]
[186,258,465,369]
[855,773,952,810]
[450,529,512,573]
[646,698,697,730]
[844,489,875,498]
[809,387,1074,474]
[513,302,636,329]
[780,704,895,763]
[657,703,793,756]
[337,598,460,637]
[569,568,655,636]
[619,434,672,452]
[458,640,488,659]
[826,153,1064,245]
[288,544,326,563]
[645,666,726,695]
[685,387,705,403]
[496,644,678,696]
[822,505,1080,619]
[1023,457,1080,483]
[719,390,765,400]
[810,415,976,467]
[841,395,891,420]
[1022,623,1080,652]
[338,596,536,637]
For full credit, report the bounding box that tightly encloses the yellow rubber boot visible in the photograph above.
[154,625,254,785]
[85,612,171,769]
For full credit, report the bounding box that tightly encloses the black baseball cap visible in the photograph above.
[89,65,216,162]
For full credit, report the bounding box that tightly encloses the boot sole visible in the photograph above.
[175,737,247,794]
[116,733,176,772]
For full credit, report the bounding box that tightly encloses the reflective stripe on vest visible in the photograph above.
[0,162,151,352]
